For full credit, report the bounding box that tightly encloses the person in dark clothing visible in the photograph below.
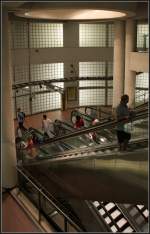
[116,94,133,151]
[74,115,84,129]
[17,108,26,129]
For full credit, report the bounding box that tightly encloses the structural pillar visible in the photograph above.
[112,21,125,109]
[124,19,136,108]
[2,8,17,188]
[63,22,79,109]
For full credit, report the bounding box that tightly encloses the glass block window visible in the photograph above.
[108,24,114,47]
[79,89,105,106]
[107,88,113,105]
[135,90,149,103]
[107,80,113,87]
[31,92,61,113]
[29,23,63,48]
[79,62,106,87]
[79,62,106,77]
[16,95,30,115]
[30,63,64,92]
[136,73,149,88]
[31,63,64,81]
[135,72,149,104]
[11,21,28,49]
[14,65,29,84]
[79,80,105,87]
[79,24,106,47]
[107,61,113,77]
[137,23,149,51]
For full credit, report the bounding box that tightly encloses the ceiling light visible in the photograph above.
[16,9,128,20]
[24,12,30,16]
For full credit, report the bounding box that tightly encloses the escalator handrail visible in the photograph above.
[35,111,148,147]
[22,137,148,164]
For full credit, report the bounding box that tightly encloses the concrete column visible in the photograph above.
[2,9,17,188]
[112,21,125,109]
[63,22,79,109]
[124,19,136,108]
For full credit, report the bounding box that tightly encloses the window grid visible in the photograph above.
[79,80,105,87]
[107,61,113,77]
[16,95,30,115]
[31,92,61,114]
[79,89,105,106]
[107,80,113,87]
[11,21,28,49]
[135,90,148,103]
[79,24,106,47]
[108,24,114,47]
[13,63,64,115]
[11,21,63,49]
[136,73,149,88]
[79,61,113,106]
[79,61,106,76]
[14,65,29,84]
[31,63,64,81]
[29,23,63,48]
[107,88,113,105]
[137,24,149,50]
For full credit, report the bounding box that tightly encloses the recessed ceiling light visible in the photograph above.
[16,9,129,20]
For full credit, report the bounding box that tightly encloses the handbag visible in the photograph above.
[124,122,133,133]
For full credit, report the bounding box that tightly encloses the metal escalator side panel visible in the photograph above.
[22,147,148,205]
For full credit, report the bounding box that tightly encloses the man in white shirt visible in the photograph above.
[42,114,54,139]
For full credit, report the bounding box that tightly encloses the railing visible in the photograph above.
[16,112,148,165]
[16,167,85,232]
[135,90,148,107]
[85,106,112,121]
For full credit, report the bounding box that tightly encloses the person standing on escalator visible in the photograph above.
[42,114,55,139]
[17,108,26,130]
[116,94,134,151]
[74,115,84,129]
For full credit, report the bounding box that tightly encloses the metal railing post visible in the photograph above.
[64,217,68,232]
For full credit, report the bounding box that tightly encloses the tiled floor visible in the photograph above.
[14,109,74,130]
[2,192,42,233]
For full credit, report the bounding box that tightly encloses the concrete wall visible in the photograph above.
[12,48,113,65]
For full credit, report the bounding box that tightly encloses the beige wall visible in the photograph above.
[12,48,113,65]
[129,52,149,72]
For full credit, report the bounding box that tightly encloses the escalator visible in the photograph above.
[17,134,148,232]
[16,109,148,232]
[16,111,148,164]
